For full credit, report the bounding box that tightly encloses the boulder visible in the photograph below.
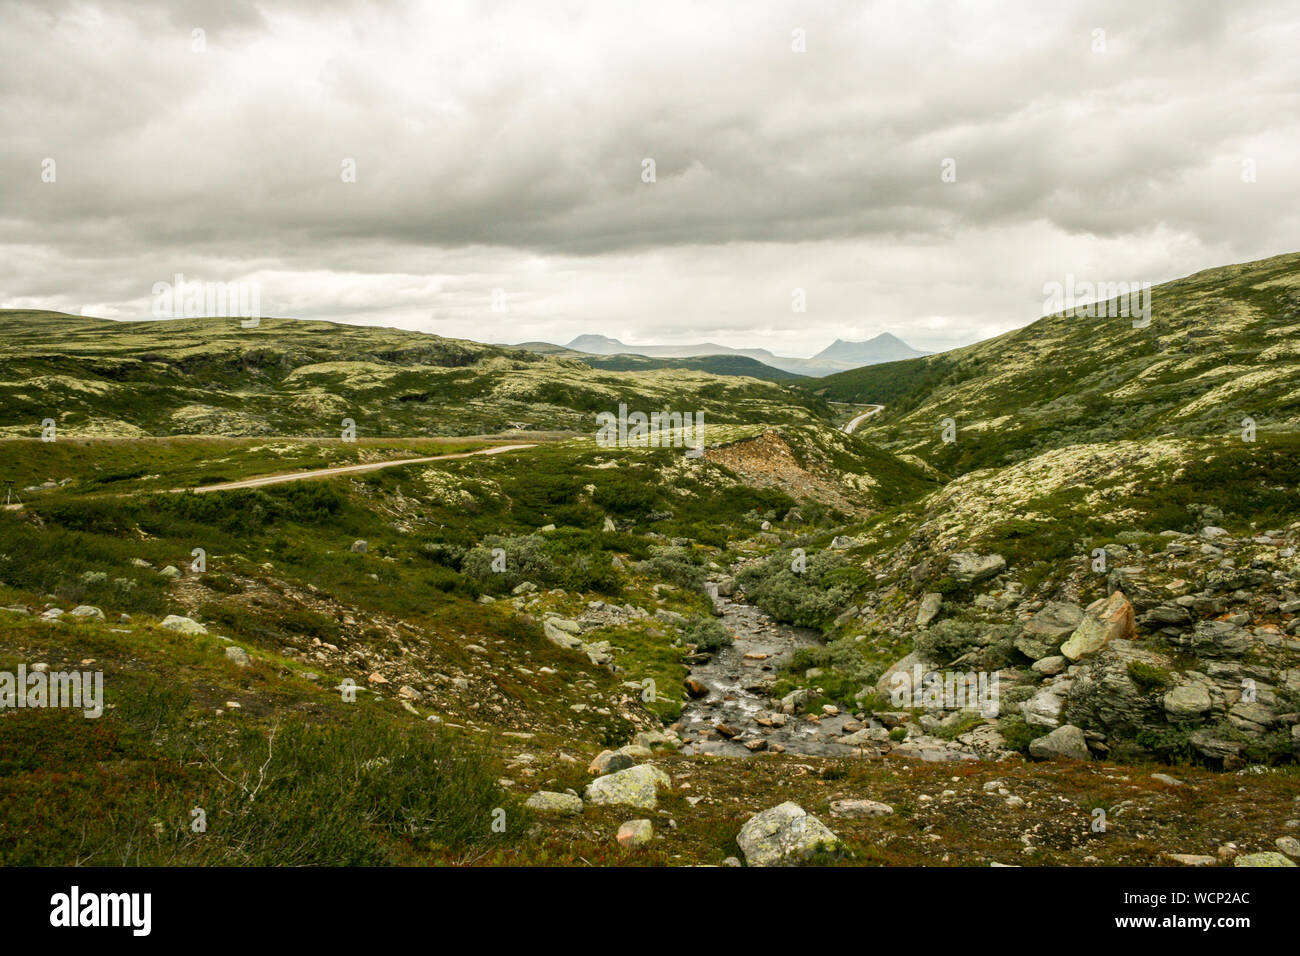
[1015,601,1083,660]
[616,819,653,847]
[1233,852,1296,867]
[1061,591,1134,661]
[1064,640,1174,737]
[1021,685,1068,728]
[588,749,636,776]
[1031,655,1068,676]
[160,614,207,635]
[874,650,938,697]
[684,678,709,699]
[525,791,583,815]
[916,592,942,628]
[1163,683,1212,721]
[948,552,1006,586]
[224,646,251,667]
[736,802,844,867]
[584,765,671,810]
[1189,729,1246,764]
[68,605,105,620]
[1028,724,1090,761]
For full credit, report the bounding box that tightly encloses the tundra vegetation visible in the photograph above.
[3,253,1300,867]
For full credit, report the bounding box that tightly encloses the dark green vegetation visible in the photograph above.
[0,669,521,866]
[510,343,804,382]
[0,426,941,863]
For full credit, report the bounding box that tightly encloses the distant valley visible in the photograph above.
[512,331,929,378]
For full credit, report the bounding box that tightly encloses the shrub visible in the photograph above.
[735,550,861,628]
[637,546,706,593]
[1126,660,1172,692]
[681,616,732,652]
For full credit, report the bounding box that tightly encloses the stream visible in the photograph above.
[675,594,868,757]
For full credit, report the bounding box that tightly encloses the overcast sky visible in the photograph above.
[2,0,1297,356]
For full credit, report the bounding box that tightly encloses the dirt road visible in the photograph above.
[189,443,537,493]
[842,405,884,434]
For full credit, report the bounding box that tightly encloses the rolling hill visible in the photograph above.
[509,342,803,382]
[805,251,1300,475]
[555,333,925,377]
[0,310,832,438]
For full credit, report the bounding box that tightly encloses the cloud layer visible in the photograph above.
[2,0,1297,354]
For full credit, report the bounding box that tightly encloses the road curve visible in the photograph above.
[188,443,537,493]
[841,405,884,434]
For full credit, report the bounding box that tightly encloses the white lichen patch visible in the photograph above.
[1177,366,1295,418]
[283,362,402,389]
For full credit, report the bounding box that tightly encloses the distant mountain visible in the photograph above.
[812,333,928,365]
[556,333,926,377]
[510,341,802,381]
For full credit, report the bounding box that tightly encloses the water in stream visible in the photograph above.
[676,595,868,757]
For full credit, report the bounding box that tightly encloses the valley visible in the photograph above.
[2,253,1299,868]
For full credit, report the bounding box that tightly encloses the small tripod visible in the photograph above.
[3,480,20,506]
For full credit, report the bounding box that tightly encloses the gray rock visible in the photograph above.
[736,802,844,867]
[1031,655,1068,676]
[916,592,942,628]
[588,749,636,775]
[1021,685,1068,728]
[525,791,584,815]
[1163,683,1212,721]
[948,552,1006,586]
[616,819,653,847]
[779,688,811,715]
[584,765,671,810]
[1189,729,1245,763]
[1028,724,1090,761]
[350,539,368,553]
[160,614,207,635]
[158,565,182,579]
[1275,836,1300,859]
[224,646,251,667]
[829,799,893,818]
[67,605,105,620]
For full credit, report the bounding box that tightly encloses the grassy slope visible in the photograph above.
[0,311,831,438]
[805,251,1300,475]
[0,424,947,863]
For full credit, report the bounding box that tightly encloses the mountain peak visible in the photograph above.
[812,333,927,364]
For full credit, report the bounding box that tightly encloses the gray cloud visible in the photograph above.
[1,0,1296,354]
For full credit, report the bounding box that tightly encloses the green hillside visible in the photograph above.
[806,251,1300,475]
[0,311,830,438]
[510,342,803,381]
